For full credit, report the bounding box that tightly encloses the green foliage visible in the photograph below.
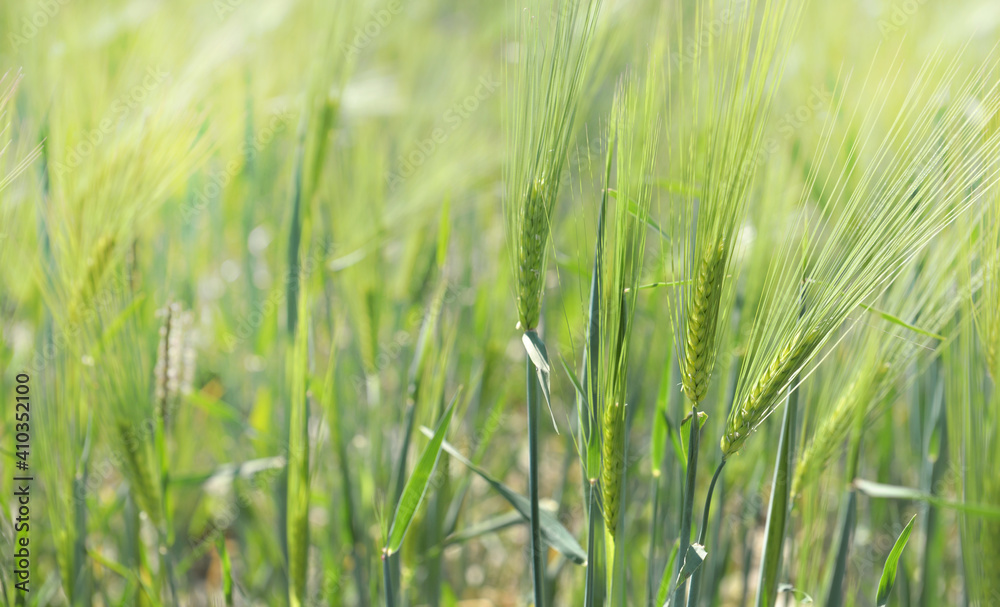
[3,1,1000,605]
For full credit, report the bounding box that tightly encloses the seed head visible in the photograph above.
[154,301,195,424]
[516,178,552,331]
[682,240,727,404]
[601,400,626,537]
[722,327,821,456]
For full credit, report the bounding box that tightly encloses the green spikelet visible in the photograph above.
[791,361,888,499]
[115,419,162,524]
[601,399,626,537]
[722,327,821,456]
[516,178,551,331]
[682,240,726,403]
[68,235,116,323]
[791,379,859,500]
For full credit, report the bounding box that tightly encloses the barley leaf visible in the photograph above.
[387,391,460,554]
[423,429,587,564]
[679,543,707,579]
[854,479,1000,519]
[522,330,558,433]
[655,540,680,607]
[876,513,917,606]
[858,303,946,340]
[443,511,524,547]
[660,411,686,471]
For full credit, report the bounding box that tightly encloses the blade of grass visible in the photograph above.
[422,429,587,564]
[386,390,460,554]
[853,480,1000,519]
[876,513,917,606]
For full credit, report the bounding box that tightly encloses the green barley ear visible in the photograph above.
[595,67,659,539]
[722,326,822,456]
[504,0,602,331]
[725,50,1000,457]
[96,287,165,525]
[515,177,553,331]
[0,71,41,206]
[793,240,967,499]
[68,234,116,323]
[0,71,41,197]
[600,394,626,535]
[791,361,885,500]
[664,0,801,408]
[114,418,164,524]
[682,240,726,404]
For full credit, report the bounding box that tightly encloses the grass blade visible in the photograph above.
[853,480,1000,519]
[656,540,680,607]
[423,429,588,564]
[876,513,917,606]
[287,284,310,607]
[386,390,460,554]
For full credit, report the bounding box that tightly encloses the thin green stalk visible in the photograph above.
[647,472,661,607]
[527,351,545,607]
[827,345,870,607]
[584,479,601,607]
[674,403,701,607]
[382,550,395,607]
[824,490,857,607]
[687,460,726,607]
[755,385,797,607]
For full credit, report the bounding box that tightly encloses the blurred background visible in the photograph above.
[1,0,1000,605]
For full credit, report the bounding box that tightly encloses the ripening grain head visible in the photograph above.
[594,68,659,538]
[503,0,601,331]
[664,0,800,409]
[723,50,1000,457]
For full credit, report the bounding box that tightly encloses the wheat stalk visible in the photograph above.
[503,3,602,605]
[724,48,1000,458]
[504,0,601,331]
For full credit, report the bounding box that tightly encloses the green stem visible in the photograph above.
[382,550,395,607]
[824,489,857,607]
[673,403,701,607]
[647,472,661,606]
[687,459,726,607]
[755,386,797,607]
[527,352,546,607]
[584,480,601,607]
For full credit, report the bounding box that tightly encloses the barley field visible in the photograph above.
[1,0,1000,605]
